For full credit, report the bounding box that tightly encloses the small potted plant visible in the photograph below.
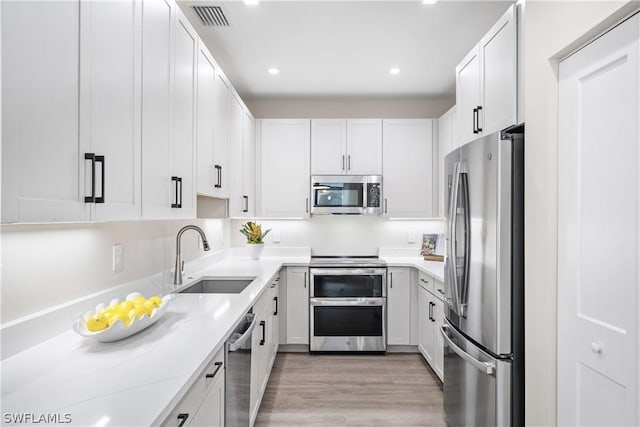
[239,221,271,259]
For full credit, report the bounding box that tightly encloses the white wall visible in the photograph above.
[230,217,445,256]
[523,2,636,425]
[0,219,229,324]
[245,96,454,119]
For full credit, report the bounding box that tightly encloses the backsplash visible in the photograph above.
[230,216,445,256]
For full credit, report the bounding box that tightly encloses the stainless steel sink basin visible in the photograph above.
[179,277,255,294]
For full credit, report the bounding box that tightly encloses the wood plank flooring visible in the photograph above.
[255,353,446,427]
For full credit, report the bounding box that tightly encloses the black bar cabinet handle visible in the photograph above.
[390,272,393,289]
[177,413,189,427]
[259,320,266,345]
[178,177,182,208]
[274,296,278,316]
[428,302,433,321]
[472,108,478,134]
[205,361,223,379]
[171,176,180,208]
[94,155,105,203]
[214,165,222,188]
[84,153,95,203]
[243,195,249,213]
[476,106,483,132]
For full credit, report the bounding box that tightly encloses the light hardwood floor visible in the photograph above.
[255,353,446,427]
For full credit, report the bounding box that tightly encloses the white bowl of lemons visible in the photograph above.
[73,292,171,342]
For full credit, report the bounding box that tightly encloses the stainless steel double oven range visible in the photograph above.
[309,256,387,352]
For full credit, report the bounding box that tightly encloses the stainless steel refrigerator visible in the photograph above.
[442,125,524,427]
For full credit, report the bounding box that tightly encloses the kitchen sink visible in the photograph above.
[178,277,255,294]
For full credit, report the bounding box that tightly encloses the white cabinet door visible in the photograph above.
[259,120,311,217]
[479,5,517,137]
[455,46,481,146]
[191,368,224,427]
[171,10,198,219]
[80,0,142,221]
[347,119,382,175]
[285,267,309,344]
[418,285,434,365]
[242,111,256,217]
[387,267,411,345]
[270,280,280,363]
[438,106,455,218]
[558,14,639,426]
[212,72,231,198]
[141,0,173,219]
[382,119,434,218]
[311,119,347,175]
[433,296,444,381]
[195,43,216,197]
[229,95,245,217]
[1,0,89,223]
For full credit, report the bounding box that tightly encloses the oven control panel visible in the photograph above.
[367,183,381,208]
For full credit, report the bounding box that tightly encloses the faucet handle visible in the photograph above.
[181,260,185,273]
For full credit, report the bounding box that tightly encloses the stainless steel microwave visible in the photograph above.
[310,175,382,215]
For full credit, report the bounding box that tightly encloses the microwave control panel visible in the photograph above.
[367,183,381,208]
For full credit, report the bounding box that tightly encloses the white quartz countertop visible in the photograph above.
[380,256,445,282]
[1,255,308,426]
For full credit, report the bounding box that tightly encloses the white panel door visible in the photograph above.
[243,111,256,217]
[480,4,517,137]
[260,120,311,217]
[1,0,89,223]
[141,0,173,219]
[191,372,224,427]
[455,46,481,146]
[172,10,197,219]
[80,0,142,221]
[433,296,444,381]
[229,95,245,217]
[387,267,411,345]
[558,13,639,427]
[285,267,309,344]
[347,119,382,175]
[196,44,216,197]
[213,73,231,198]
[382,119,434,218]
[311,119,347,175]
[418,285,434,364]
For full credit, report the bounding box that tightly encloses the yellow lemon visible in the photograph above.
[86,315,108,332]
[148,296,162,308]
[118,301,134,313]
[132,296,146,306]
[142,300,156,316]
[130,305,147,319]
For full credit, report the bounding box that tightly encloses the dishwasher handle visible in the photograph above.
[228,313,257,352]
[440,325,495,375]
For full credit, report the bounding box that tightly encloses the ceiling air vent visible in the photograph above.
[193,6,229,27]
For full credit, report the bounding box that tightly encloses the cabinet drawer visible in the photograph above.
[418,272,433,294]
[434,279,445,301]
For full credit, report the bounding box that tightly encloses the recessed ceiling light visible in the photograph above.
[422,0,438,4]
[244,0,259,5]
[389,67,400,75]
[268,67,280,75]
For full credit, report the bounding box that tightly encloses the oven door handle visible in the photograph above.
[310,298,386,306]
[309,268,387,276]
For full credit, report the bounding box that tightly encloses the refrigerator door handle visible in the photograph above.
[459,170,471,315]
[447,163,462,315]
[441,325,495,375]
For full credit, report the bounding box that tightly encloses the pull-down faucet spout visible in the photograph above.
[174,225,210,285]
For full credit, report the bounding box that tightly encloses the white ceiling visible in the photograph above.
[179,0,514,98]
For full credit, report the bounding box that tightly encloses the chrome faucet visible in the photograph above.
[174,225,210,286]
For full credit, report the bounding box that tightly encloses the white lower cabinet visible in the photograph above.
[387,267,412,345]
[162,348,225,427]
[285,267,309,344]
[417,271,444,381]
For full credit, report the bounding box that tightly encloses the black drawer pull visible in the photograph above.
[259,320,266,345]
[476,106,483,132]
[177,413,189,427]
[214,165,222,188]
[205,361,223,379]
[171,176,182,208]
[95,155,105,203]
[274,296,278,316]
[473,108,478,134]
[84,153,95,203]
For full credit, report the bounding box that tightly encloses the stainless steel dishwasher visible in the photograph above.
[225,310,256,426]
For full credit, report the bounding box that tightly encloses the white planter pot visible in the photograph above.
[247,243,264,260]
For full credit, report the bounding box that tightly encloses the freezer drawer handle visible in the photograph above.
[440,325,495,375]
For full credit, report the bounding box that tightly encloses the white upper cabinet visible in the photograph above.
[171,8,198,219]
[229,94,250,217]
[80,0,142,221]
[311,119,382,175]
[456,4,517,146]
[2,0,88,223]
[438,106,455,218]
[242,110,256,217]
[382,119,434,218]
[259,119,311,218]
[213,72,231,198]
[141,0,174,219]
[196,43,217,197]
